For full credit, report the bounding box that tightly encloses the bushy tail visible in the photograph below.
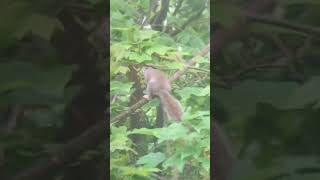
[158,90,183,121]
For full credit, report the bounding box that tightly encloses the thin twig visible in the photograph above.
[170,43,210,82]
[170,0,208,36]
[247,13,320,37]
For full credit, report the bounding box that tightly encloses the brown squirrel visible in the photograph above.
[142,67,183,121]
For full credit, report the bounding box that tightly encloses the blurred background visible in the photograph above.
[212,0,320,179]
[0,0,107,179]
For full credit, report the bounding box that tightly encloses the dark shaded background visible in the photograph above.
[0,0,108,179]
[212,0,320,180]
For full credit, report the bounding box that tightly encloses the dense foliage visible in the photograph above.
[0,0,106,179]
[110,0,210,179]
[213,0,320,179]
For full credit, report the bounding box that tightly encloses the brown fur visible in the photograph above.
[158,90,183,121]
[143,67,183,121]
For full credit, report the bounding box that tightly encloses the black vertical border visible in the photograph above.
[210,0,214,178]
[105,0,111,178]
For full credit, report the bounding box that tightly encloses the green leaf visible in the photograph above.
[110,42,130,61]
[121,166,160,176]
[159,61,185,70]
[110,81,134,96]
[199,157,210,171]
[137,30,158,41]
[214,80,299,121]
[177,87,209,99]
[137,152,166,168]
[178,141,202,159]
[183,110,210,122]
[157,123,189,143]
[146,45,174,56]
[110,126,135,153]
[194,115,210,132]
[138,0,149,9]
[128,128,161,137]
[141,98,160,111]
[15,14,60,40]
[199,86,210,96]
[163,153,185,172]
[111,1,127,13]
[0,62,74,94]
[110,62,129,76]
[128,52,151,62]
[0,62,74,108]
[285,76,320,109]
[176,31,191,44]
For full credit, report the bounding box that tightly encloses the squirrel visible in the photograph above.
[142,67,183,121]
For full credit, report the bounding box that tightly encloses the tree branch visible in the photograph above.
[170,43,210,82]
[170,0,208,36]
[247,13,320,37]
[10,120,106,180]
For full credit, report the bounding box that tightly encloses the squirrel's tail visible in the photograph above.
[158,90,183,121]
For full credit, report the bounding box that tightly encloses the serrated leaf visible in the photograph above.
[110,81,134,96]
[128,52,151,62]
[137,152,166,168]
[111,42,130,61]
[157,123,189,143]
[110,126,135,153]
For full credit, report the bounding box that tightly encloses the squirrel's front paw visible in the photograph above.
[143,95,151,100]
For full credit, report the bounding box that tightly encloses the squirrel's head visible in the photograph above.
[142,66,155,77]
[142,66,151,81]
